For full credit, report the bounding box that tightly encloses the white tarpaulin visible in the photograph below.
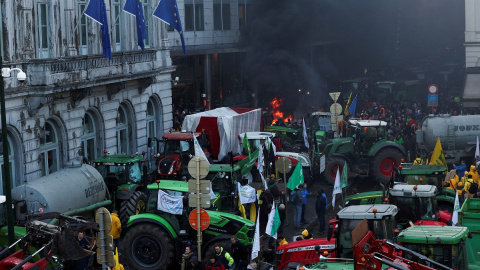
[157,190,184,215]
[238,182,256,204]
[182,107,261,161]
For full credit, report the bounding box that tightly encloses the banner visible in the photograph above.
[238,182,256,204]
[302,117,309,149]
[251,208,260,260]
[452,192,459,226]
[265,202,281,239]
[193,135,210,166]
[340,161,348,189]
[157,189,184,215]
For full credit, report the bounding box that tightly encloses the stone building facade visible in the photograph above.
[0,0,174,189]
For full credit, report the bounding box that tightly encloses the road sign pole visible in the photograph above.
[283,158,288,226]
[196,157,202,260]
[99,209,107,270]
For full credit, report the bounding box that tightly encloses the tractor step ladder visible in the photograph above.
[447,125,455,150]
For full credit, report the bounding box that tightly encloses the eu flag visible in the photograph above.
[124,0,147,50]
[84,0,113,59]
[348,94,357,116]
[153,0,187,55]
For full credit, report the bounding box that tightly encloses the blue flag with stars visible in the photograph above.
[124,0,147,50]
[84,0,112,59]
[153,0,187,55]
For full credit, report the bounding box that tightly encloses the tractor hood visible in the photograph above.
[276,152,311,167]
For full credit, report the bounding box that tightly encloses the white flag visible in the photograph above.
[303,117,309,149]
[157,189,184,215]
[238,182,256,204]
[452,191,460,226]
[476,136,479,159]
[193,135,210,166]
[332,168,341,208]
[265,201,280,239]
[251,208,261,260]
[257,145,264,173]
[209,182,217,200]
[260,173,268,190]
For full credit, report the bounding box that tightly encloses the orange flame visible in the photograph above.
[269,97,293,125]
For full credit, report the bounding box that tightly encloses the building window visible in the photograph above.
[117,105,129,155]
[113,0,122,51]
[37,2,50,58]
[214,0,230,31]
[39,122,60,176]
[0,137,15,195]
[79,1,89,55]
[185,0,204,31]
[238,0,251,27]
[146,99,157,169]
[143,0,150,47]
[82,112,97,164]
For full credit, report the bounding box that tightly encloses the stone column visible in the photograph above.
[204,54,212,109]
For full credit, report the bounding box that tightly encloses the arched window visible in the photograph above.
[82,112,97,163]
[39,121,60,176]
[117,105,129,154]
[146,99,157,168]
[0,137,15,194]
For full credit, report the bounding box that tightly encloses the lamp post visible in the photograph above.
[0,58,26,245]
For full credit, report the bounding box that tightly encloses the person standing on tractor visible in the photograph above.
[214,245,235,270]
[463,174,478,199]
[469,165,479,184]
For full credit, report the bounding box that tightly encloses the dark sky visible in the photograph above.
[240,0,465,116]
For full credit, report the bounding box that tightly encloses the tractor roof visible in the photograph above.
[398,225,468,245]
[389,184,437,197]
[162,132,201,140]
[239,132,275,140]
[94,154,143,165]
[349,119,388,127]
[337,204,398,220]
[399,164,446,175]
[311,112,333,116]
[147,180,189,192]
[264,125,298,133]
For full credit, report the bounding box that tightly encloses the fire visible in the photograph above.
[269,97,293,125]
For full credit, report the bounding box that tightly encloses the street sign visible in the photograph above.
[276,157,292,174]
[188,194,211,208]
[329,103,342,115]
[329,92,341,103]
[97,250,115,267]
[96,234,114,251]
[95,207,112,233]
[188,157,210,179]
[188,180,211,193]
[428,94,438,101]
[189,208,210,231]
[428,84,438,94]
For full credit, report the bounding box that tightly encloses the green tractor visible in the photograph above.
[93,154,150,227]
[321,119,406,185]
[263,125,302,151]
[123,180,255,270]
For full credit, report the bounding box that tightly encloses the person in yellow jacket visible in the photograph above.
[463,174,478,198]
[413,157,424,165]
[445,174,460,192]
[469,165,479,184]
[108,210,121,250]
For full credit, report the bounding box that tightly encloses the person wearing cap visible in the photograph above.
[190,256,203,270]
[469,165,479,184]
[463,174,478,198]
[206,256,225,270]
[301,229,309,239]
[278,236,288,246]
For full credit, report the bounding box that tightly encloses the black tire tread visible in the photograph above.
[119,191,147,228]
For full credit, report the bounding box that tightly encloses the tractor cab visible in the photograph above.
[237,132,276,158]
[157,132,201,179]
[94,154,145,188]
[389,184,449,228]
[397,164,455,200]
[348,119,388,153]
[332,204,398,259]
[398,225,469,269]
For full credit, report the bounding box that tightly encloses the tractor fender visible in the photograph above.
[328,153,354,168]
[116,184,140,200]
[368,141,406,157]
[126,213,178,240]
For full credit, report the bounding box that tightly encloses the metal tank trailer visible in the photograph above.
[416,114,480,164]
[11,161,110,224]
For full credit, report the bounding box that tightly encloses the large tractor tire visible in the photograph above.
[123,224,174,270]
[119,191,147,228]
[371,148,404,183]
[324,157,348,186]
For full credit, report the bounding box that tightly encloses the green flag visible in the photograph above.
[287,159,304,190]
[266,203,282,238]
[242,132,251,156]
[340,161,348,189]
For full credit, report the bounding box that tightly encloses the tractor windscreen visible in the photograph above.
[403,242,466,269]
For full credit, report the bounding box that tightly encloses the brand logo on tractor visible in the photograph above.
[286,245,336,252]
[454,125,480,131]
[85,182,105,198]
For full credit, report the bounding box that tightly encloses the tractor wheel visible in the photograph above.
[119,191,147,228]
[302,168,312,186]
[123,224,174,270]
[204,239,233,263]
[371,148,404,183]
[324,157,348,186]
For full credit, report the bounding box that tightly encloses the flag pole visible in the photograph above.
[283,158,288,226]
